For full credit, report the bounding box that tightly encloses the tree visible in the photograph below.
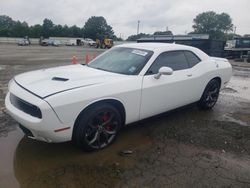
[41,18,54,38]
[11,21,29,37]
[68,25,83,37]
[225,33,241,40]
[192,11,233,40]
[83,16,115,40]
[126,33,150,41]
[153,30,173,35]
[29,24,42,38]
[0,15,16,36]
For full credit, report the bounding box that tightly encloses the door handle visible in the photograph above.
[187,74,192,77]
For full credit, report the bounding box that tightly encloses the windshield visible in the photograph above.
[87,47,153,75]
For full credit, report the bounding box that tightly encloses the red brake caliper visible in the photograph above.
[102,114,111,131]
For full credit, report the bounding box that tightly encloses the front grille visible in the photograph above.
[10,93,42,119]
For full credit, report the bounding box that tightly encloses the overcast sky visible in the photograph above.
[1,0,249,38]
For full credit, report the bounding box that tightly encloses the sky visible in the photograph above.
[1,0,249,39]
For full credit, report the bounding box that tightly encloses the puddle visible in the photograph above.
[221,87,237,93]
[0,124,152,188]
[0,129,23,188]
[0,65,6,71]
[221,76,250,101]
[222,114,249,126]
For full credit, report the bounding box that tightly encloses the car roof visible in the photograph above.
[117,42,209,60]
[118,42,194,51]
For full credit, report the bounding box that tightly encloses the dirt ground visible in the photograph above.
[0,44,250,188]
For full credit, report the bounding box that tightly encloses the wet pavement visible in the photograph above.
[0,45,250,188]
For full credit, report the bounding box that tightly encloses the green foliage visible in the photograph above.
[126,33,150,41]
[83,16,115,40]
[153,30,173,35]
[0,15,113,39]
[0,15,17,37]
[29,24,42,38]
[192,11,234,40]
[225,33,241,40]
[41,19,54,38]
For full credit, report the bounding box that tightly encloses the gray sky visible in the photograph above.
[1,0,249,38]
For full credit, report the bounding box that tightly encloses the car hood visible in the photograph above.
[14,64,126,98]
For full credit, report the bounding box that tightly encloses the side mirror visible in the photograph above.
[154,67,173,79]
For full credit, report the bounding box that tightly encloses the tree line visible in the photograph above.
[0,11,241,41]
[127,12,240,41]
[0,15,120,40]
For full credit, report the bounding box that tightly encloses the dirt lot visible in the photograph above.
[0,44,250,188]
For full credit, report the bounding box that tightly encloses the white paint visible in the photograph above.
[5,43,232,143]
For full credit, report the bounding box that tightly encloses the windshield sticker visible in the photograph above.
[131,50,148,56]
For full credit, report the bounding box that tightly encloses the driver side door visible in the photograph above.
[140,50,195,120]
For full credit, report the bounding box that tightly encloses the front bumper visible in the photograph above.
[5,81,73,143]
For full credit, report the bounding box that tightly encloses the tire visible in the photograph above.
[198,79,220,110]
[73,103,122,151]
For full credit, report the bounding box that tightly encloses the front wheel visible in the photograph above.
[198,79,220,110]
[73,103,122,151]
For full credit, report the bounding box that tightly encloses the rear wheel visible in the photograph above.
[198,79,220,110]
[73,103,122,151]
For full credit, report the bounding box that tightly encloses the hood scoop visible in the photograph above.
[52,77,69,82]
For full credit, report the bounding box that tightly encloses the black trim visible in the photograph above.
[14,79,97,99]
[10,93,42,118]
[42,83,96,98]
[14,79,43,99]
[19,124,34,137]
[52,77,69,81]
[145,50,191,75]
[183,50,201,68]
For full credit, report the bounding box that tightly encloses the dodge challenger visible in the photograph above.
[5,43,232,150]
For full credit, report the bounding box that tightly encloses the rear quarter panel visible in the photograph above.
[190,58,232,101]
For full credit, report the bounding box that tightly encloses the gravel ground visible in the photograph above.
[0,44,250,188]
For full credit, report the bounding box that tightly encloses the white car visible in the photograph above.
[84,38,96,46]
[66,39,77,46]
[18,39,30,46]
[5,43,232,150]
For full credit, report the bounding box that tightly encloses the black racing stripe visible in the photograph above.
[14,79,43,99]
[42,84,97,98]
[14,79,98,99]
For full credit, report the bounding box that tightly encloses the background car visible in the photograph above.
[41,39,61,46]
[17,39,30,46]
[5,43,232,151]
[66,39,77,46]
[84,38,96,46]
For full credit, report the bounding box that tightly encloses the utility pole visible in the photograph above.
[137,20,140,35]
[234,26,237,34]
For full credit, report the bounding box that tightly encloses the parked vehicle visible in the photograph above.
[224,37,250,59]
[17,39,30,46]
[66,39,77,46]
[5,43,232,150]
[84,38,96,46]
[96,38,114,49]
[41,39,61,46]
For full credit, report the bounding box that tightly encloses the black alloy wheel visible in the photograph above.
[73,103,121,151]
[198,79,220,109]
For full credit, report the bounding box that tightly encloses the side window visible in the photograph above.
[147,51,189,74]
[184,51,201,67]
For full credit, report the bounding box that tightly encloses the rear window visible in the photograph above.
[184,51,201,67]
